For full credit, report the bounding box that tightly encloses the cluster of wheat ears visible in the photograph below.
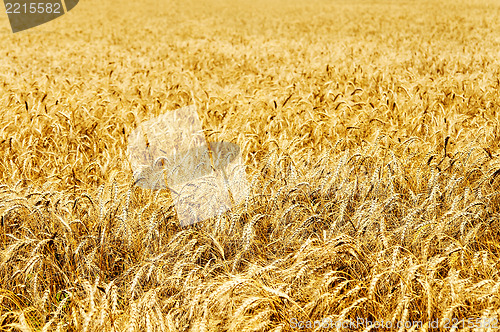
[1,0,500,331]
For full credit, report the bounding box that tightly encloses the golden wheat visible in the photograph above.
[1,0,500,330]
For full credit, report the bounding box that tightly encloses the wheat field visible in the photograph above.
[1,0,500,330]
